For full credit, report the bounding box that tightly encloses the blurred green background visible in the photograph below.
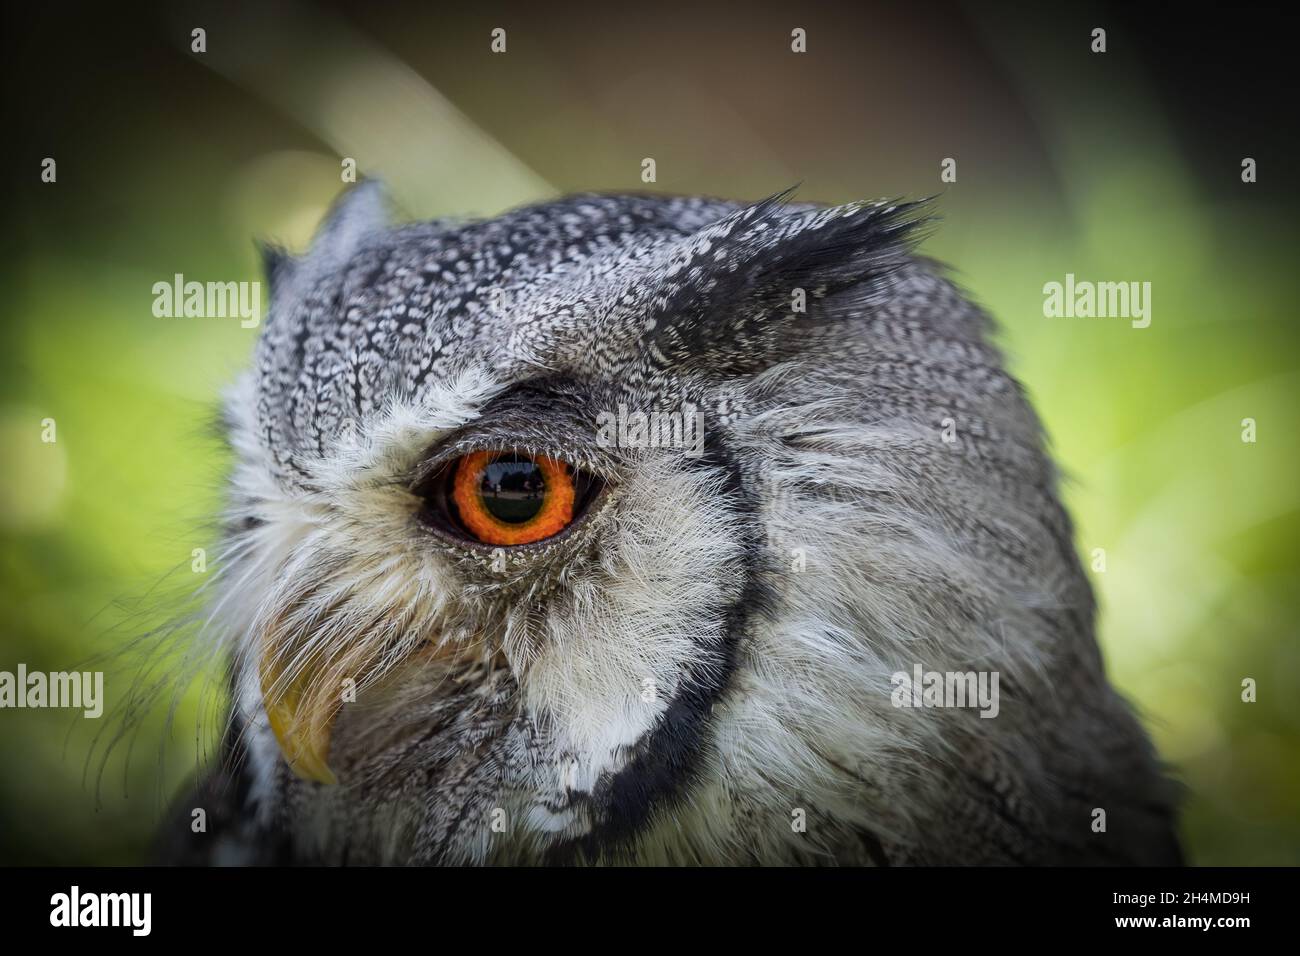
[2,1,1296,864]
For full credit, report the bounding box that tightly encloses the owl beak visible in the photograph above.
[260,644,339,786]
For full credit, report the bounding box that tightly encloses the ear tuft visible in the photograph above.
[642,192,932,374]
[255,239,297,296]
[306,179,390,268]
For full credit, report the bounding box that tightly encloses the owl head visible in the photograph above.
[200,182,1175,865]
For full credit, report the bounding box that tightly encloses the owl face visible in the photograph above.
[211,183,1151,864]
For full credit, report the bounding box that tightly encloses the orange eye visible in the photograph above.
[450,451,575,546]
[415,449,604,548]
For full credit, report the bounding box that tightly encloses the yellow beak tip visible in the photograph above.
[265,698,340,786]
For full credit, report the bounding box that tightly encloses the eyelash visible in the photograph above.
[414,449,605,549]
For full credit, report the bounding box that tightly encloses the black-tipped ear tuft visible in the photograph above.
[642,193,932,375]
[255,239,296,296]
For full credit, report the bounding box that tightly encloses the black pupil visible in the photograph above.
[478,455,546,524]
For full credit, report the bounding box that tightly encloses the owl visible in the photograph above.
[159,182,1181,865]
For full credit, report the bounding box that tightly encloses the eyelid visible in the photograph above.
[410,435,614,491]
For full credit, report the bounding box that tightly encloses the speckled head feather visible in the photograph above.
[161,182,1180,866]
